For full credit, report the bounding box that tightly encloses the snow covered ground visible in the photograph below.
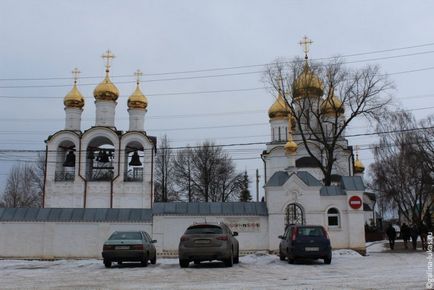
[0,241,429,290]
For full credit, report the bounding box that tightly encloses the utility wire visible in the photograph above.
[1,41,434,81]
[0,105,432,134]
[0,126,432,154]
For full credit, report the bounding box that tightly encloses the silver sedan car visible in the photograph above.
[178,223,239,268]
[102,231,157,268]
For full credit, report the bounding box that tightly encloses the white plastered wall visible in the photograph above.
[0,222,152,259]
[152,215,269,255]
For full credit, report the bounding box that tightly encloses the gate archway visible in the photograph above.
[285,203,305,226]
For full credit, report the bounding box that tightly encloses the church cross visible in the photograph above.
[276,75,284,91]
[72,68,80,84]
[355,145,360,159]
[134,69,143,85]
[299,36,313,59]
[102,50,115,70]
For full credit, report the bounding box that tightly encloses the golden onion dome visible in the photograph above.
[354,156,365,173]
[293,63,324,99]
[321,91,344,116]
[128,83,148,109]
[64,82,85,109]
[284,139,298,154]
[268,89,291,119]
[93,70,119,101]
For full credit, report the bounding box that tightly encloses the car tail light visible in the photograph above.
[180,235,189,242]
[216,235,228,241]
[322,228,330,239]
[291,228,298,241]
[131,244,144,250]
[103,245,113,251]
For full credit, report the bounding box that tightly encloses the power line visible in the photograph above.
[1,41,434,82]
[0,125,431,154]
[0,105,433,134]
[1,62,434,92]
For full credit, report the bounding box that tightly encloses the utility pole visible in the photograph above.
[256,169,260,201]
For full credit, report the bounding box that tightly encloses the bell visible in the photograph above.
[63,151,76,167]
[129,151,142,166]
[98,150,110,163]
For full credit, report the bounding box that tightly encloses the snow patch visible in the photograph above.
[332,249,362,257]
[240,253,277,265]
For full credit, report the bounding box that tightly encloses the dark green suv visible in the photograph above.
[279,225,332,264]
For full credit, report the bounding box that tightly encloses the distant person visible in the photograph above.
[410,224,419,250]
[419,223,428,251]
[400,223,411,249]
[386,224,397,250]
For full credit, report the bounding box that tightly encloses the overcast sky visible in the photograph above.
[1,0,433,197]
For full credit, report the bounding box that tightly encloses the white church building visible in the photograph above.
[0,50,370,258]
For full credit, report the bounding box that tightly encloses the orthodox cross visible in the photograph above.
[102,50,115,70]
[72,68,80,84]
[299,36,313,60]
[134,69,143,85]
[355,145,360,159]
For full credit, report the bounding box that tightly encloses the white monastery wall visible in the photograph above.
[0,222,152,259]
[152,215,269,255]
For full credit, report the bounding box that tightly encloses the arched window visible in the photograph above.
[55,140,76,182]
[124,141,144,182]
[327,207,340,227]
[86,137,115,181]
[278,127,281,141]
[285,203,305,226]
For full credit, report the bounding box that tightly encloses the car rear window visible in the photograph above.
[297,227,324,237]
[109,232,142,240]
[185,225,223,234]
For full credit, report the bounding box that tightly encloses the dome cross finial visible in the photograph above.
[102,50,115,72]
[134,69,143,85]
[72,68,80,84]
[299,36,313,60]
[276,75,283,92]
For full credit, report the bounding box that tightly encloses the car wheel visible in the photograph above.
[104,259,112,268]
[287,250,295,264]
[150,253,157,265]
[179,259,189,268]
[279,250,285,261]
[141,255,149,267]
[324,256,332,264]
[234,251,239,264]
[224,250,234,267]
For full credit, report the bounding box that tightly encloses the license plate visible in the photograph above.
[195,239,210,244]
[115,246,130,250]
[305,247,319,252]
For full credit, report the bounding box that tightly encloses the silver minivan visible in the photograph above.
[178,223,239,268]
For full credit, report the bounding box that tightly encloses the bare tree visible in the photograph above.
[265,57,393,185]
[154,135,177,202]
[0,163,42,207]
[173,141,244,202]
[370,110,433,225]
[173,147,195,202]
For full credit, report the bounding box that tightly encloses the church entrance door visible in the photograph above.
[285,203,304,226]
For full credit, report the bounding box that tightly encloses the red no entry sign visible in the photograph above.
[348,195,362,209]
